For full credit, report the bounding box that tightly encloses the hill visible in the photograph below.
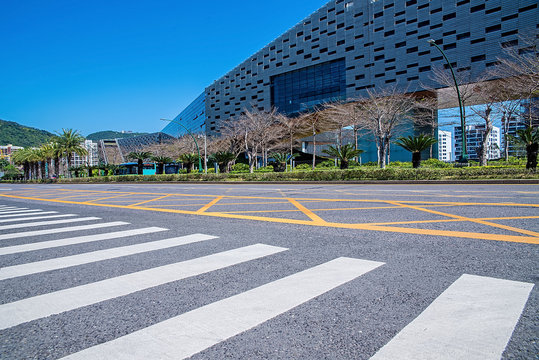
[86,131,149,141]
[0,119,55,147]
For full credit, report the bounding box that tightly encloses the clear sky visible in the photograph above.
[0,0,329,136]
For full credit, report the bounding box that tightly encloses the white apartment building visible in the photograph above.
[72,140,99,167]
[438,130,452,162]
[454,125,501,161]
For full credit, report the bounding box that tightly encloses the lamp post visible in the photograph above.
[428,39,468,163]
[160,118,203,172]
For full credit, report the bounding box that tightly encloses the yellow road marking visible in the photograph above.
[85,193,137,203]
[129,194,172,207]
[287,198,327,224]
[385,200,539,238]
[1,191,538,245]
[196,196,224,213]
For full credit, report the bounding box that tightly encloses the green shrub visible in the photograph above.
[255,165,274,172]
[362,161,378,167]
[232,163,249,172]
[421,158,453,168]
[388,161,412,168]
[294,163,313,171]
[316,160,337,168]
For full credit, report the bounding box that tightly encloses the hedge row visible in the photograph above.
[38,167,539,183]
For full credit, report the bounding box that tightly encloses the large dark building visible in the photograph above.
[163,0,538,160]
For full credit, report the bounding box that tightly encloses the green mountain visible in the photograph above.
[0,119,55,147]
[86,131,149,141]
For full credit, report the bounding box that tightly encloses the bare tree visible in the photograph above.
[297,107,333,170]
[355,88,418,169]
[410,95,438,159]
[469,81,500,166]
[234,107,282,173]
[277,114,303,160]
[495,35,539,127]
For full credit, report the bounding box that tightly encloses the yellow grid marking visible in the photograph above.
[129,194,172,207]
[287,198,327,224]
[385,200,539,238]
[1,189,538,245]
[196,196,224,213]
[85,193,137,203]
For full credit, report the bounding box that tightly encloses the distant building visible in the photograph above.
[438,130,452,162]
[0,144,24,163]
[455,125,501,161]
[72,140,99,167]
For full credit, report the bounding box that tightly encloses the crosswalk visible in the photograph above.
[0,203,534,359]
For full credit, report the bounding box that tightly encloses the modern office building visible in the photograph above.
[438,130,452,162]
[454,124,501,160]
[163,0,538,161]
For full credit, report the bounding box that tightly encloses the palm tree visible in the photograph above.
[394,134,437,168]
[152,156,172,174]
[12,148,32,180]
[178,153,200,173]
[210,151,237,173]
[56,129,87,178]
[511,126,539,170]
[322,144,364,170]
[127,151,153,175]
[40,143,56,179]
[270,152,298,172]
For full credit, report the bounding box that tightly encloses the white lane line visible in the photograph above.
[0,211,58,219]
[0,214,76,223]
[0,207,20,211]
[0,227,167,255]
[0,217,101,231]
[0,233,217,280]
[0,243,287,330]
[62,257,384,360]
[0,208,30,214]
[0,209,42,216]
[370,274,534,360]
[0,222,130,241]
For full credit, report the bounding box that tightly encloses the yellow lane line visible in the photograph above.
[0,193,538,244]
[287,198,327,224]
[85,193,137,203]
[51,192,106,200]
[385,200,539,238]
[129,194,172,207]
[220,205,403,214]
[196,196,224,213]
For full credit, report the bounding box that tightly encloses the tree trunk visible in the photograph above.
[412,152,421,168]
[526,143,538,170]
[312,132,317,170]
[138,159,143,175]
[480,108,493,166]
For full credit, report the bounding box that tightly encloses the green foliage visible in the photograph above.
[0,158,9,170]
[0,119,54,147]
[394,134,437,153]
[421,158,453,168]
[127,151,152,161]
[0,164,22,180]
[388,161,412,168]
[512,126,539,146]
[322,144,364,169]
[294,163,312,171]
[255,165,274,172]
[85,131,148,141]
[316,160,337,168]
[231,163,249,172]
[53,166,539,184]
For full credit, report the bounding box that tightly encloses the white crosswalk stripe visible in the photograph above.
[0,211,58,218]
[0,208,31,214]
[0,216,101,230]
[0,214,76,223]
[62,257,384,360]
[370,274,534,360]
[0,207,21,211]
[0,227,167,255]
[0,243,287,330]
[0,209,43,216]
[0,221,130,241]
[0,233,218,280]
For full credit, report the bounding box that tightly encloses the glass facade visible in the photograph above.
[162,92,206,137]
[271,59,346,115]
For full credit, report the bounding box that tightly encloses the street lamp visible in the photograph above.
[160,118,203,172]
[428,39,468,163]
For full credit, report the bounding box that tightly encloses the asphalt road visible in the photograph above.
[0,183,537,359]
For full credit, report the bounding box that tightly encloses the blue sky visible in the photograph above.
[0,0,328,136]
